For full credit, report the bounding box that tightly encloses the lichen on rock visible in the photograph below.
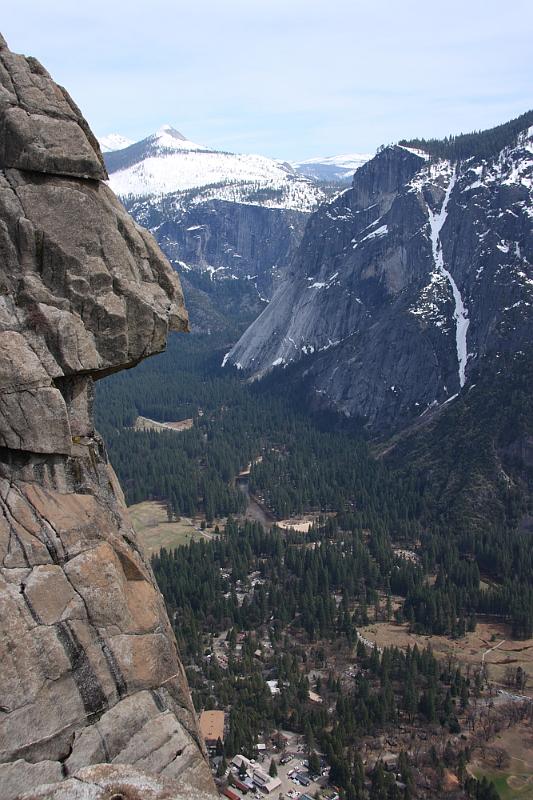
[0,34,215,800]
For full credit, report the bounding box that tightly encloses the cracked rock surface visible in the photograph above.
[0,34,215,800]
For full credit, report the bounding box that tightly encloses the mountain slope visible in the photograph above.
[225,113,533,433]
[99,132,134,152]
[106,124,323,211]
[381,349,533,535]
[105,127,332,331]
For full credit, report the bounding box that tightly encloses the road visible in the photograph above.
[236,476,276,529]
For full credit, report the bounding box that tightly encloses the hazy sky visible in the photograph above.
[3,0,532,160]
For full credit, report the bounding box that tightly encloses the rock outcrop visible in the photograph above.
[0,35,215,800]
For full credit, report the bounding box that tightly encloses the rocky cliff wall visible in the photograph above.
[124,196,309,299]
[0,34,215,800]
[226,130,533,432]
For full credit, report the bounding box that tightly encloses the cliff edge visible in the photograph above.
[0,34,216,800]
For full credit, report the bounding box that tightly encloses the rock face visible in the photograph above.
[103,129,329,334]
[122,196,311,335]
[125,195,309,303]
[225,125,533,432]
[0,35,215,800]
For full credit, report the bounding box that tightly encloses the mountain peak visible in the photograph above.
[151,124,206,151]
[155,123,187,139]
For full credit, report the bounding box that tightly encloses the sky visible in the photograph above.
[2,0,532,161]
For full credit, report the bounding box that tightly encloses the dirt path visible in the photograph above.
[482,639,506,669]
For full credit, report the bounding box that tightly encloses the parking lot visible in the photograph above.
[221,730,334,800]
[275,753,327,797]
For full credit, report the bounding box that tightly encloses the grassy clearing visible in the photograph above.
[128,500,204,556]
[276,513,335,533]
[358,619,533,689]
[133,415,194,433]
[470,721,533,798]
[472,770,533,799]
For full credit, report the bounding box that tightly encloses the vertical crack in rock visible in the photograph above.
[56,622,109,718]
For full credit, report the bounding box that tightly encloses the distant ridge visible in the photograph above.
[98,132,134,152]
[104,126,323,211]
[399,109,533,161]
[291,152,372,183]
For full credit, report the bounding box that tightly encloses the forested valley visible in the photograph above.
[95,331,533,799]
[95,334,533,641]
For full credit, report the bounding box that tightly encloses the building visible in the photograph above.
[252,766,282,794]
[231,754,255,774]
[230,776,250,794]
[231,756,282,795]
[295,771,311,787]
[199,710,225,749]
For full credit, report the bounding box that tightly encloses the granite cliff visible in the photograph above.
[225,116,533,432]
[0,35,215,800]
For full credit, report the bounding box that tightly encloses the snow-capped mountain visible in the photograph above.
[103,127,337,330]
[292,152,372,183]
[105,125,324,212]
[98,133,134,152]
[225,113,533,432]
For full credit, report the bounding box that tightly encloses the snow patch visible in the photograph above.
[99,133,134,152]
[354,224,389,248]
[427,170,470,387]
[397,144,430,160]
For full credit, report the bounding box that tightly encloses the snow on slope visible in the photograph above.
[292,152,372,182]
[426,169,470,387]
[146,124,207,152]
[107,126,324,211]
[98,133,134,152]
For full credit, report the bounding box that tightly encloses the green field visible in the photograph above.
[473,770,533,799]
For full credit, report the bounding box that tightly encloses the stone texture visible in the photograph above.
[0,35,214,800]
[0,34,106,180]
[17,764,216,800]
[0,760,63,800]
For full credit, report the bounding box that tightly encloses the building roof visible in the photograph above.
[252,769,282,792]
[199,710,225,742]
